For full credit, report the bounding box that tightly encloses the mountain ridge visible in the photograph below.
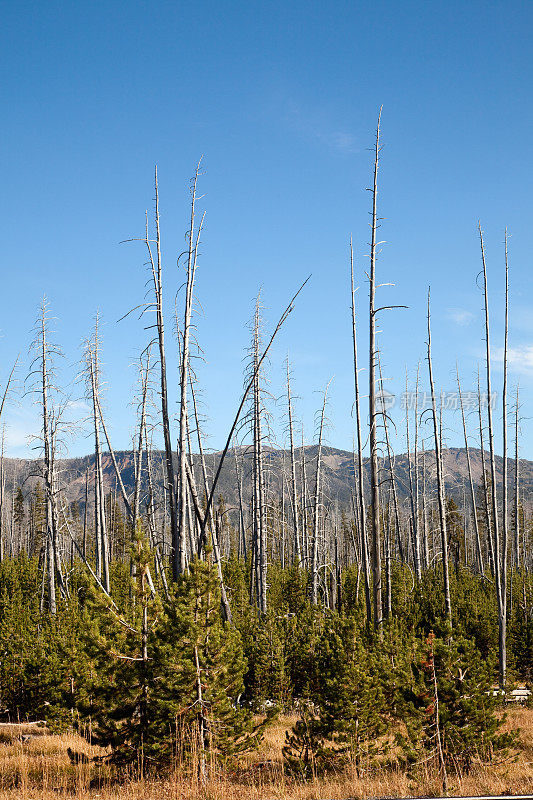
[2,445,532,512]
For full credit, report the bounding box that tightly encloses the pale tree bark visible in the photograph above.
[29,300,68,613]
[500,229,510,679]
[86,316,110,594]
[514,386,520,571]
[142,169,178,580]
[479,224,506,687]
[368,109,383,633]
[301,427,309,567]
[177,162,205,577]
[251,298,268,614]
[378,358,402,588]
[311,381,331,605]
[456,367,484,575]
[286,356,302,566]
[405,369,421,580]
[194,278,309,577]
[478,370,495,576]
[188,376,232,623]
[421,441,430,569]
[350,238,372,622]
[427,290,452,623]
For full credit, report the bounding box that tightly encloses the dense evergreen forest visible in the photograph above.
[0,129,532,789]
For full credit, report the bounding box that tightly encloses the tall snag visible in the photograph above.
[479,224,506,687]
[426,290,452,624]
[141,169,178,579]
[84,315,110,594]
[28,300,68,613]
[177,162,205,577]
[350,239,372,622]
[368,109,383,632]
[456,367,484,575]
[286,356,301,566]
[311,381,331,605]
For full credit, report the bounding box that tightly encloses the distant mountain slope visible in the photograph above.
[3,446,532,512]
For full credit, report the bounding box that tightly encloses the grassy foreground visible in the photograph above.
[0,708,531,799]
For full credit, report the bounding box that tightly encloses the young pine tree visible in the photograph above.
[284,615,390,776]
[153,552,264,777]
[399,632,517,775]
[77,527,162,769]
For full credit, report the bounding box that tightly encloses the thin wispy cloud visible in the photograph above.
[285,102,359,155]
[492,344,533,375]
[447,308,475,326]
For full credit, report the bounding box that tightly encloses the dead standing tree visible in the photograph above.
[84,315,110,594]
[368,109,383,633]
[426,290,452,624]
[124,169,180,581]
[350,239,372,622]
[285,356,302,566]
[456,366,484,575]
[177,162,205,577]
[479,224,507,688]
[27,300,68,614]
[250,297,268,614]
[123,167,205,581]
[311,380,331,605]
[366,109,406,632]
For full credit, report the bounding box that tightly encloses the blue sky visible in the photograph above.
[1,0,532,458]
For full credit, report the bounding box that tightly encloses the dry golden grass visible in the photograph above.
[0,708,531,799]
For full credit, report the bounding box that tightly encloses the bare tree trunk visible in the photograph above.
[301,428,309,567]
[457,367,484,575]
[479,224,505,687]
[188,378,232,623]
[311,382,330,605]
[478,371,495,576]
[427,290,452,623]
[405,369,421,580]
[87,320,110,594]
[514,386,520,571]
[384,488,393,619]
[252,300,268,614]
[145,170,178,580]
[500,230,510,683]
[286,357,301,566]
[350,239,372,622]
[421,442,430,569]
[39,303,58,614]
[177,163,204,578]
[233,442,247,560]
[368,109,383,633]
[379,358,402,585]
